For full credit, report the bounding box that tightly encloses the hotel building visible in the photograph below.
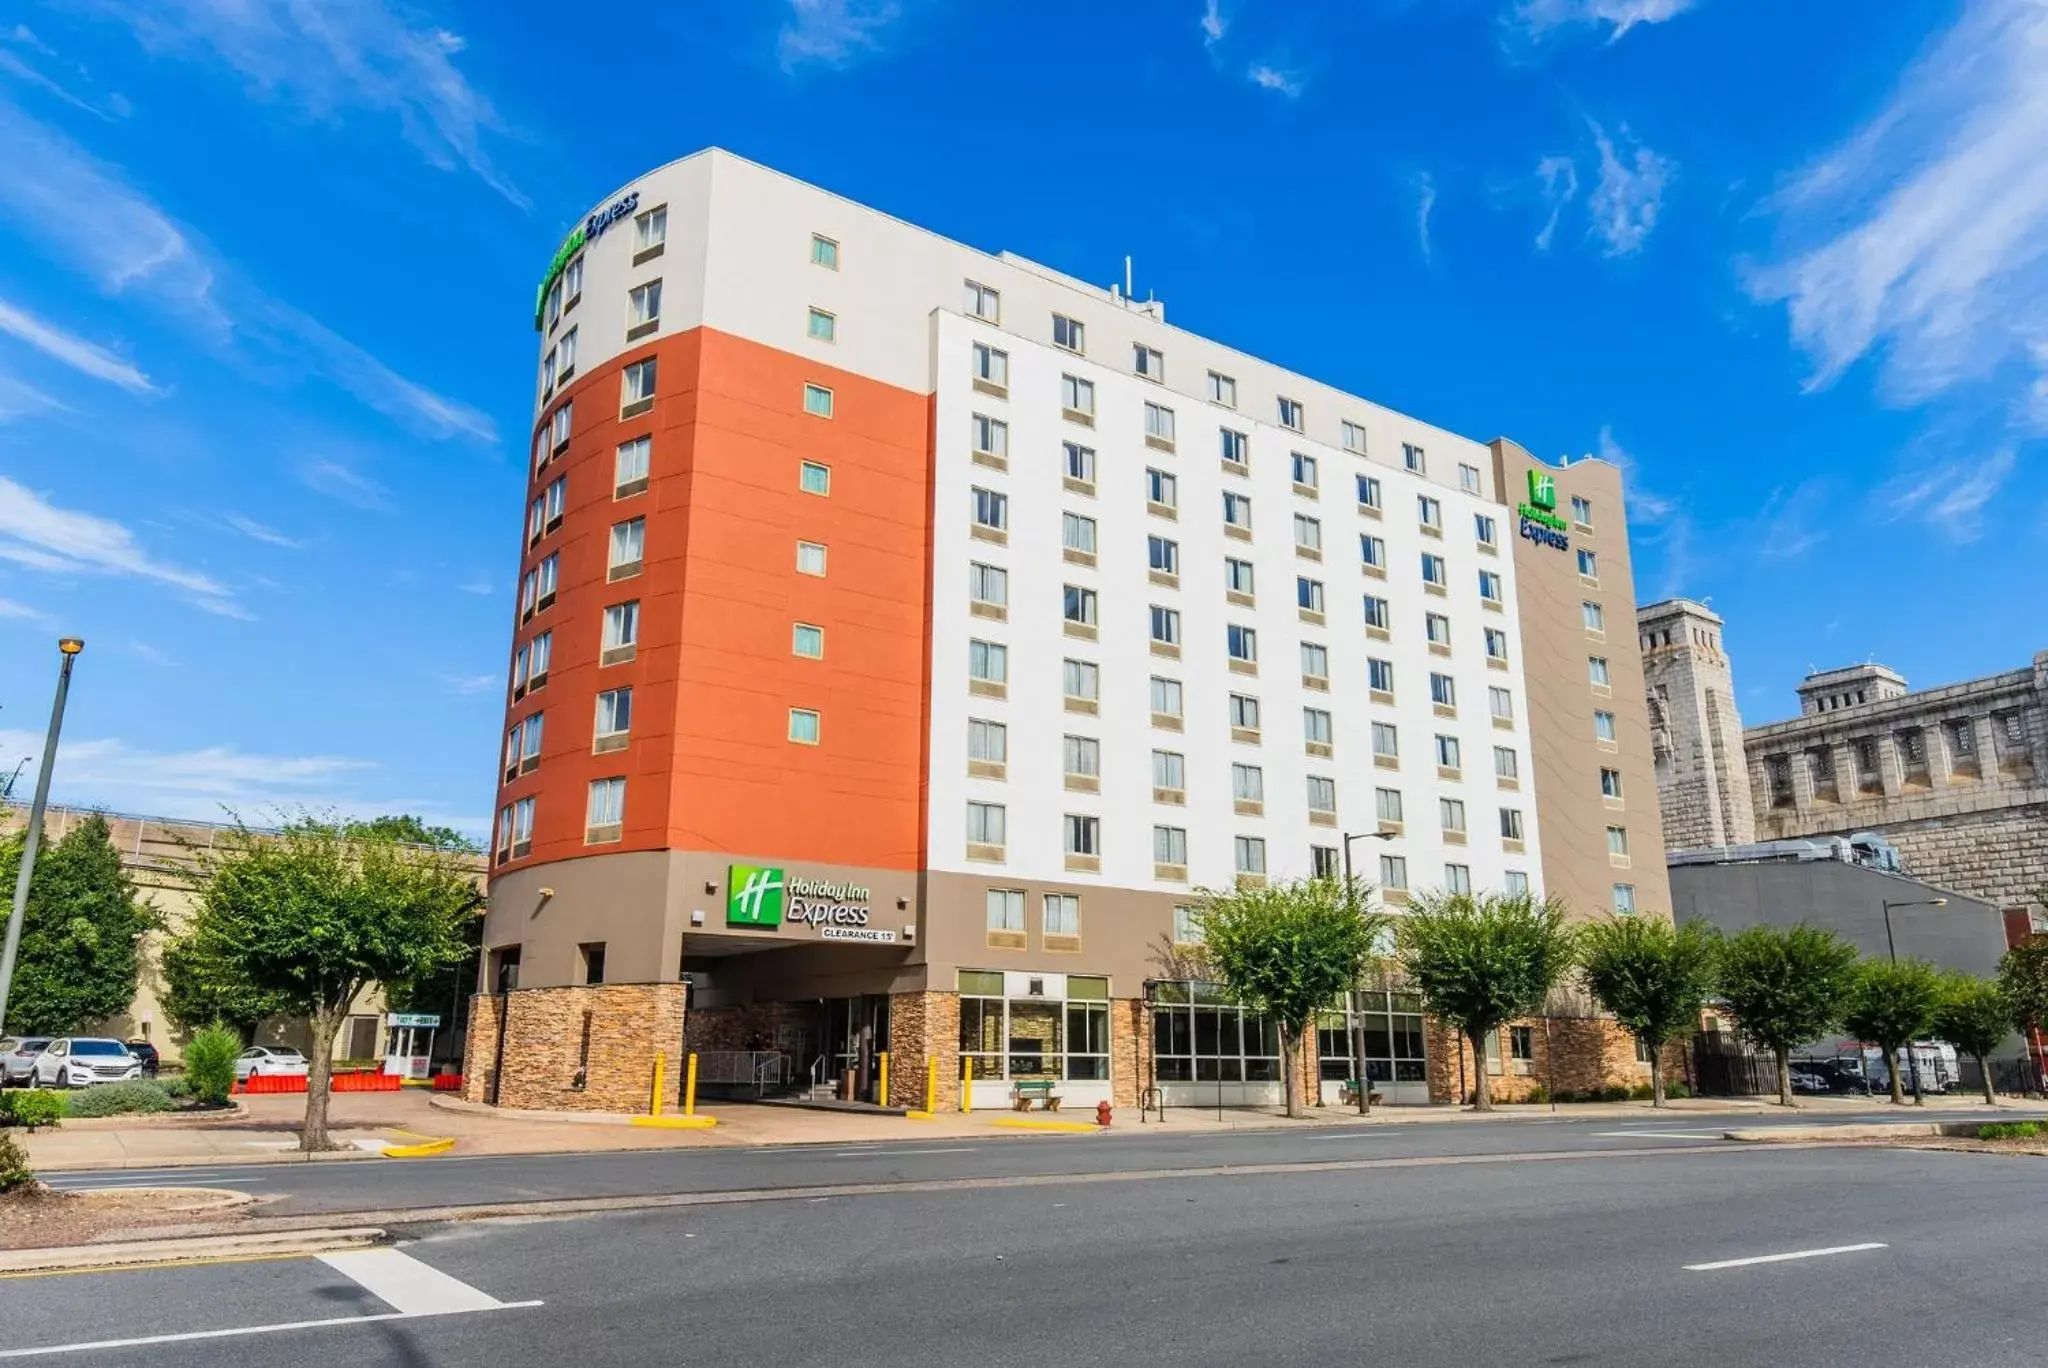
[467,149,1670,1113]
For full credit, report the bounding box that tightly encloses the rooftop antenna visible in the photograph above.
[1124,255,1133,302]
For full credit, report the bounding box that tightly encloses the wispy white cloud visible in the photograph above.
[439,672,497,696]
[1200,0,1228,45]
[1586,120,1674,256]
[0,474,240,615]
[1246,62,1304,98]
[254,301,497,442]
[1875,447,2016,543]
[1750,0,2048,429]
[1508,0,1698,45]
[0,297,155,394]
[457,574,492,596]
[1595,425,1678,522]
[221,512,303,548]
[778,0,902,70]
[0,371,67,421]
[297,456,390,511]
[1754,480,1829,561]
[84,0,523,207]
[1591,426,1697,597]
[1534,154,1579,252]
[0,597,51,624]
[1415,174,1438,265]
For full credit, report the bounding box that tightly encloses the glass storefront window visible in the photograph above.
[1151,984,1426,1086]
[1313,989,1428,1083]
[958,970,1112,1082]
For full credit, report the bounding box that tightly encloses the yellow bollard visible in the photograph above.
[962,1056,974,1112]
[651,1052,666,1117]
[684,1052,699,1116]
[925,1055,937,1113]
[878,1051,890,1108]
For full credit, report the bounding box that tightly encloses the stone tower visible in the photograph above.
[1638,599,1757,851]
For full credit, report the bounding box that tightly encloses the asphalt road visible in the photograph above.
[12,1141,2048,1367]
[36,1105,2032,1216]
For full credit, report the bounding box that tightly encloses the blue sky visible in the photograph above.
[0,0,2042,835]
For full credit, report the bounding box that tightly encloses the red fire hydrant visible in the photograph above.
[1096,1099,1113,1128]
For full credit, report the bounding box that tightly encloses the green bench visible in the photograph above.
[1012,1079,1062,1111]
[1339,1080,1386,1107]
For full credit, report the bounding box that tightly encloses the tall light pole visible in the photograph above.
[0,637,85,1038]
[1342,828,1396,1115]
[1880,896,1948,1107]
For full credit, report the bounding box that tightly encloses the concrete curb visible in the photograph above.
[24,1144,389,1173]
[53,1103,252,1131]
[0,1226,385,1276]
[1724,1119,2045,1143]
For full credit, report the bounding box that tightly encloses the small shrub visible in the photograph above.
[0,1131,33,1193]
[1628,1082,1654,1102]
[1,1090,66,1130]
[1664,1080,1691,1100]
[65,1081,177,1119]
[158,1075,192,1099]
[1978,1121,2044,1141]
[1598,1084,1631,1103]
[183,1026,240,1106]
[1525,1084,1550,1105]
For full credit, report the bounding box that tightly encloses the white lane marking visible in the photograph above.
[1685,1242,1888,1272]
[317,1247,505,1315]
[0,1304,544,1359]
[829,1147,977,1158]
[1305,1132,1396,1141]
[1592,1131,1725,1140]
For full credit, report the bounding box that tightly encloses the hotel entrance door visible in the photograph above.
[818,995,891,1103]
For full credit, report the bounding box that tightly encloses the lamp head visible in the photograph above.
[57,638,84,656]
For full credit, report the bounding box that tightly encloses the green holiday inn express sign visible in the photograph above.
[532,190,641,328]
[726,865,892,941]
[1517,468,1570,551]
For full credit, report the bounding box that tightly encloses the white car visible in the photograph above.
[32,1038,141,1089]
[0,1037,53,1088]
[235,1046,310,1081]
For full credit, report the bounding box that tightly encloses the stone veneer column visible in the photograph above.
[885,991,960,1111]
[1877,733,1906,798]
[1112,998,1145,1109]
[461,992,502,1104]
[473,983,686,1113]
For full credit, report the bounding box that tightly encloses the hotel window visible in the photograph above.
[803,383,834,418]
[1495,746,1519,782]
[511,643,531,698]
[1235,836,1267,878]
[608,518,646,578]
[1368,657,1395,694]
[505,796,535,860]
[1061,374,1096,418]
[1489,686,1514,723]
[811,234,839,269]
[969,639,1008,686]
[1053,313,1085,353]
[1360,534,1387,570]
[600,600,639,662]
[1475,513,1496,547]
[594,687,632,745]
[1044,659,1090,712]
[508,713,543,776]
[1577,548,1599,579]
[972,342,1008,387]
[1134,344,1165,381]
[1220,428,1250,469]
[1144,401,1176,444]
[1063,513,1098,558]
[1403,443,1426,474]
[1207,370,1237,407]
[1303,708,1333,749]
[1380,854,1408,890]
[1223,491,1253,532]
[544,274,564,331]
[1505,871,1530,898]
[1064,442,1096,486]
[549,401,573,453]
[1294,514,1322,554]
[620,358,658,414]
[1307,774,1337,815]
[1150,605,1182,647]
[1440,798,1467,835]
[986,886,1023,931]
[586,777,626,843]
[1066,814,1101,858]
[1376,787,1404,826]
[964,280,1001,322]
[1458,463,1480,494]
[1589,656,1611,688]
[1594,710,1617,742]
[1232,762,1265,804]
[563,256,584,307]
[1227,623,1258,664]
[1291,452,1319,489]
[1146,467,1178,510]
[1158,827,1191,871]
[1153,749,1186,792]
[1372,721,1399,761]
[1062,585,1098,628]
[1582,601,1608,633]
[1356,474,1382,509]
[1172,902,1201,943]
[1430,672,1457,708]
[1277,396,1303,431]
[1421,553,1448,587]
[972,414,1009,461]
[1225,557,1255,596]
[1478,570,1503,604]
[1364,595,1392,631]
[519,568,539,619]
[972,487,1008,533]
[807,307,836,343]
[1064,735,1101,782]
[1417,495,1442,531]
[557,326,578,377]
[1500,808,1524,842]
[799,460,831,496]
[1485,628,1509,663]
[1151,675,1184,720]
[1044,894,1080,937]
[527,630,552,688]
[1229,693,1262,732]
[1425,613,1452,648]
[969,804,1008,856]
[796,541,828,576]
[969,562,1007,610]
[1600,768,1625,800]
[787,708,822,745]
[1613,884,1637,914]
[1301,641,1328,681]
[633,203,667,252]
[541,344,558,395]
[1297,577,1324,614]
[615,438,651,498]
[628,280,662,332]
[1572,495,1594,527]
[534,553,559,609]
[1148,535,1180,575]
[1445,864,1473,896]
[1435,734,1462,771]
[1341,420,1368,454]
[792,623,825,659]
[1606,826,1631,858]
[542,474,569,535]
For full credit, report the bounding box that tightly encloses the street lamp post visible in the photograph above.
[1341,829,1396,1116]
[1880,897,1948,1108]
[0,638,85,1039]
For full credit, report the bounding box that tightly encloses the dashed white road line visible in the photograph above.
[1592,1131,1726,1141]
[829,1147,977,1158]
[1304,1131,1397,1141]
[1685,1242,1889,1272]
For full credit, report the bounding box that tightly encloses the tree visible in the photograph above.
[158,934,289,1043]
[0,813,159,1036]
[1397,891,1577,1111]
[1997,936,2048,1054]
[1580,916,1720,1108]
[1839,958,1942,1105]
[183,814,481,1150]
[1932,973,2011,1106]
[1716,924,1858,1107]
[1195,876,1384,1118]
[350,815,478,854]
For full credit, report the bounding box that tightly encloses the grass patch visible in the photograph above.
[1978,1121,2044,1141]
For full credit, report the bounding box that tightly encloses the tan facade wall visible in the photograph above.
[1425,1015,1675,1103]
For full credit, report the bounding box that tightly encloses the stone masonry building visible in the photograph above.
[1640,600,1756,851]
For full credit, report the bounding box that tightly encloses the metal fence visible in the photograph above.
[1689,1035,2046,1099]
[691,1050,790,1097]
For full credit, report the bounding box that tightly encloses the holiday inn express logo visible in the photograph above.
[1526,469,1557,511]
[727,865,786,927]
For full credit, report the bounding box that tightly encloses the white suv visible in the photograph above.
[32,1038,142,1089]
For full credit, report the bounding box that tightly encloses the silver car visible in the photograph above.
[0,1037,52,1087]
[32,1038,142,1089]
